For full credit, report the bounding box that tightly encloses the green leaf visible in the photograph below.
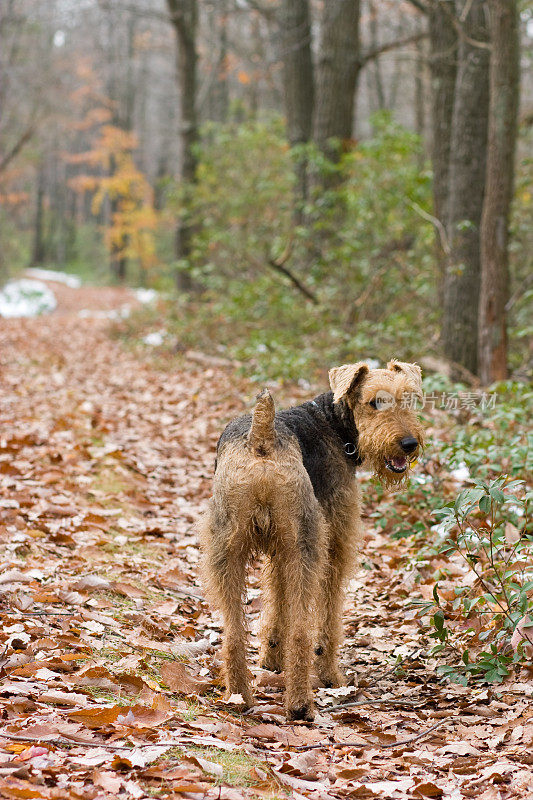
[479,495,491,513]
[489,488,505,504]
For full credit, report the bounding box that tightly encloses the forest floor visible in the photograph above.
[0,279,532,800]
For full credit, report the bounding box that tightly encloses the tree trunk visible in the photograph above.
[313,0,361,161]
[109,154,127,283]
[441,0,490,376]
[367,1,386,112]
[167,0,198,292]
[478,0,520,383]
[31,168,46,266]
[279,0,314,221]
[428,0,457,271]
[206,0,229,123]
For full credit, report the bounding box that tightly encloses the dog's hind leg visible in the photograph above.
[259,554,286,673]
[274,500,326,721]
[200,507,253,707]
[315,488,362,688]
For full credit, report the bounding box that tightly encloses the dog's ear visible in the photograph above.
[387,359,423,399]
[329,363,369,403]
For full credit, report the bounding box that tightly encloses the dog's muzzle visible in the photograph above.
[385,456,409,474]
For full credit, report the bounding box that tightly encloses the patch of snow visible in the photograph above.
[134,287,157,304]
[508,504,524,517]
[450,463,470,483]
[142,330,166,346]
[0,279,57,318]
[411,473,432,485]
[26,267,81,288]
[78,305,131,320]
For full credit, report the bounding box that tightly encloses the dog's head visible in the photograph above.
[329,359,424,487]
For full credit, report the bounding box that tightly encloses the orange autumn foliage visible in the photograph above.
[67,62,158,271]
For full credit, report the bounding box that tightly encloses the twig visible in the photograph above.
[295,718,448,750]
[0,731,198,750]
[244,241,318,305]
[380,718,447,748]
[409,201,450,255]
[9,611,78,617]
[0,732,132,750]
[266,240,318,305]
[327,698,426,713]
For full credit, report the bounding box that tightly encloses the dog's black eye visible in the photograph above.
[368,398,378,409]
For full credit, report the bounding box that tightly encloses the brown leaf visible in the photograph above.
[68,706,123,728]
[93,771,123,793]
[72,575,111,591]
[37,690,89,707]
[187,754,224,779]
[160,661,209,694]
[413,782,444,798]
[111,580,146,598]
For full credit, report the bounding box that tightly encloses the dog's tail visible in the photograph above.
[247,389,277,455]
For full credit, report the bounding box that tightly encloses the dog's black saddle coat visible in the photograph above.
[217,391,362,506]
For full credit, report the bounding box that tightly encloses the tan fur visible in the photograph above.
[200,361,424,720]
[330,361,424,488]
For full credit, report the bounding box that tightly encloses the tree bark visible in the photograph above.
[279,0,314,219]
[31,168,46,266]
[313,0,361,160]
[414,28,426,156]
[167,0,198,292]
[367,1,386,112]
[478,0,520,383]
[441,0,490,376]
[203,0,229,123]
[428,0,457,251]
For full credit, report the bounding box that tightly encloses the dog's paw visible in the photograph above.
[287,701,315,722]
[317,667,346,689]
[260,640,283,673]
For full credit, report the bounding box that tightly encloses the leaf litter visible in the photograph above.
[0,279,531,799]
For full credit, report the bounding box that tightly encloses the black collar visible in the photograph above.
[310,399,361,466]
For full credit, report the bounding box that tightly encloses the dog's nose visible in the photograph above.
[400,436,418,454]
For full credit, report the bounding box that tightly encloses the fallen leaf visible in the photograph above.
[160,661,209,694]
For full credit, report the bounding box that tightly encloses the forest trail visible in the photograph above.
[0,280,531,800]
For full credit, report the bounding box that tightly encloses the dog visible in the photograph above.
[200,360,424,720]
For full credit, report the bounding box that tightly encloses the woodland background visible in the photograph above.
[1,3,533,798]
[0,0,532,383]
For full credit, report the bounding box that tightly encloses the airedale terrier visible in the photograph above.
[200,360,424,721]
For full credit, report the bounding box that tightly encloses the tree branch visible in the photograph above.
[404,0,430,13]
[0,124,35,173]
[427,0,492,50]
[244,241,318,304]
[360,31,428,66]
[266,255,318,305]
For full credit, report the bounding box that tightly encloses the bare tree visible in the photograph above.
[478,0,520,383]
[428,0,457,273]
[204,0,229,123]
[313,0,361,160]
[441,0,490,375]
[167,0,198,291]
[279,0,314,218]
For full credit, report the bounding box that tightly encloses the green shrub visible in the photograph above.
[413,476,532,684]
[161,112,437,382]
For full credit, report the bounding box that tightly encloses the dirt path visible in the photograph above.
[0,282,531,800]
